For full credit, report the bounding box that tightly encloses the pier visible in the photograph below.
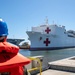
[26,56,75,75]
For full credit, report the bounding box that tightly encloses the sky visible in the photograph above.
[0,0,75,41]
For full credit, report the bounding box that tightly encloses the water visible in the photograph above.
[19,48,75,62]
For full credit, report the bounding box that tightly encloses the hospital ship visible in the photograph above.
[26,20,75,50]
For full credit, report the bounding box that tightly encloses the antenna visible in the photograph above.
[27,27,28,31]
[52,20,54,24]
[45,16,49,25]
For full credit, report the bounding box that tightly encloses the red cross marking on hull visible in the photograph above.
[45,27,51,34]
[44,38,50,46]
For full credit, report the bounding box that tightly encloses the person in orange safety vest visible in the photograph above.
[0,18,31,75]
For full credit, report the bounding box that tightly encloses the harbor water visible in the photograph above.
[19,48,75,63]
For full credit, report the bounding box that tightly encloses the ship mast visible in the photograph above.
[45,16,49,25]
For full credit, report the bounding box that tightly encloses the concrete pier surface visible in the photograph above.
[49,56,75,72]
[37,69,75,75]
[37,56,75,75]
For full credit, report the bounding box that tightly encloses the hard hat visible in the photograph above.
[0,19,8,36]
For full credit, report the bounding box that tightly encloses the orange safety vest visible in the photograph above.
[0,41,31,75]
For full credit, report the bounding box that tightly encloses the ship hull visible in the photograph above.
[26,24,75,51]
[29,46,75,51]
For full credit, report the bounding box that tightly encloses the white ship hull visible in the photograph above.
[26,24,75,50]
